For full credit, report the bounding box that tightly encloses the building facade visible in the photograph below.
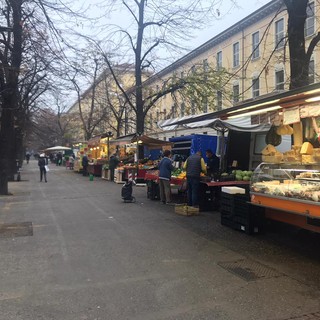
[142,0,319,139]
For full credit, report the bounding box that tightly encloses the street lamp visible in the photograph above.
[106,131,113,160]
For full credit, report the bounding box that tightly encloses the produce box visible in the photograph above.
[174,204,200,216]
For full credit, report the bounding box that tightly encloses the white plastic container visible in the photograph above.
[221,186,246,194]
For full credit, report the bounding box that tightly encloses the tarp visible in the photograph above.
[158,115,271,133]
[87,136,102,147]
[109,134,171,149]
[109,134,136,146]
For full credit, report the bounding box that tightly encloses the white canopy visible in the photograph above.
[158,115,270,132]
[44,146,72,152]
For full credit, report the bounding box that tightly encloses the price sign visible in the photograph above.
[283,106,300,124]
[300,104,320,118]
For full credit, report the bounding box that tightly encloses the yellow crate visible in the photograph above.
[174,204,199,216]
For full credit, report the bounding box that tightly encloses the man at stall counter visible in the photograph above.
[206,149,220,179]
[158,150,174,205]
[183,151,207,208]
[109,153,120,182]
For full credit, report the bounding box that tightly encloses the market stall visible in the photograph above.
[110,134,172,182]
[166,82,320,232]
[73,143,90,173]
[86,134,117,177]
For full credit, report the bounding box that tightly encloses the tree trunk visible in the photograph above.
[0,0,23,194]
[285,0,309,89]
[0,97,16,194]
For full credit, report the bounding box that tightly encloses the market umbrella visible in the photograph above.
[43,146,72,152]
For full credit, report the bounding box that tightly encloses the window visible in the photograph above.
[252,31,260,59]
[217,91,222,110]
[180,71,185,79]
[233,42,240,67]
[202,97,208,113]
[216,51,222,70]
[309,59,315,83]
[191,65,195,74]
[203,59,209,81]
[171,105,176,117]
[275,18,285,49]
[252,77,260,98]
[233,84,240,103]
[181,103,185,117]
[203,59,209,72]
[305,2,315,37]
[191,100,196,114]
[275,69,285,90]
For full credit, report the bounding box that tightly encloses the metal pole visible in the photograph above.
[107,136,110,160]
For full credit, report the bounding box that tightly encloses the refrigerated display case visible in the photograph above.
[250,163,320,229]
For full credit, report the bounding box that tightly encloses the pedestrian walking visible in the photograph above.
[38,153,48,182]
[158,150,174,205]
[183,151,207,207]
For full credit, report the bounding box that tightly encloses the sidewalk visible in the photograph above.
[0,160,320,320]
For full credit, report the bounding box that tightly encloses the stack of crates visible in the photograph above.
[220,188,264,235]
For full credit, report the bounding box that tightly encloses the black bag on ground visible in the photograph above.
[121,181,135,202]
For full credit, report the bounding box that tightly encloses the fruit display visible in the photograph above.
[172,168,186,179]
[231,170,253,181]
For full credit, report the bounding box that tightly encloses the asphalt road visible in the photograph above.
[0,160,320,320]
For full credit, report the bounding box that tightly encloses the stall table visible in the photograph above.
[87,163,103,177]
[144,170,186,200]
[199,180,250,212]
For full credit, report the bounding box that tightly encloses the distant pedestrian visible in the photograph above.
[183,151,207,207]
[25,152,30,164]
[82,154,89,176]
[38,153,48,182]
[57,152,63,166]
[158,150,174,204]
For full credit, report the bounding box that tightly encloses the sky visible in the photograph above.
[75,0,272,53]
[63,0,272,100]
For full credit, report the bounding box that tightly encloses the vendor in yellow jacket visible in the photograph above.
[183,151,207,208]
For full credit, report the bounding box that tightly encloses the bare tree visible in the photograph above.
[85,0,236,137]
[283,0,320,89]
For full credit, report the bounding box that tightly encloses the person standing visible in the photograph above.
[109,154,120,182]
[205,149,220,179]
[183,151,207,207]
[82,154,89,176]
[38,153,48,182]
[158,150,174,204]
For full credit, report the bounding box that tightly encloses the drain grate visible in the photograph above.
[0,222,33,238]
[218,259,283,281]
[279,312,320,320]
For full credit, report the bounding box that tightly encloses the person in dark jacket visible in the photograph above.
[205,149,220,178]
[183,151,207,207]
[109,154,120,182]
[38,153,48,182]
[158,150,174,204]
[82,154,89,176]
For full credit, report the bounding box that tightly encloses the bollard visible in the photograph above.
[89,174,94,181]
